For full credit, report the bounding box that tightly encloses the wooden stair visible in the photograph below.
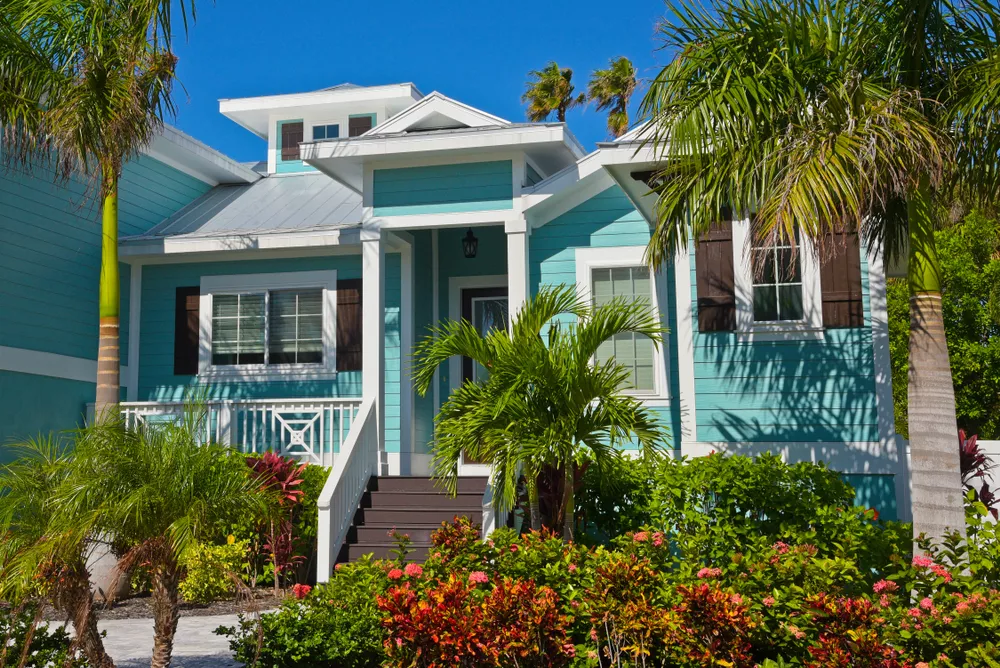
[337,475,488,562]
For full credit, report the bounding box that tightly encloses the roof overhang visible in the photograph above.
[596,141,661,224]
[145,124,261,186]
[119,225,362,260]
[219,83,423,139]
[300,124,585,192]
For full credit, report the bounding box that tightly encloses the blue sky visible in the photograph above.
[168,0,671,164]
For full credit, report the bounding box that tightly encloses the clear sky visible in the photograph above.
[168,0,672,164]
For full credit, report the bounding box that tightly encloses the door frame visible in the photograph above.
[447,274,508,476]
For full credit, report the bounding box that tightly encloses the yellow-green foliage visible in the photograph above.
[179,537,248,603]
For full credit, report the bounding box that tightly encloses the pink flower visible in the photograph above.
[404,563,423,578]
[652,532,664,547]
[292,583,311,599]
[562,643,576,657]
[335,563,344,571]
[468,571,488,585]
[879,594,891,608]
[590,629,599,642]
[786,624,805,640]
[633,531,649,543]
[907,608,923,619]
[697,567,722,579]
[912,555,934,569]
[388,568,404,580]
[956,601,971,615]
[919,597,934,610]
[873,580,898,594]
[510,545,519,553]
[730,594,744,605]
[931,564,953,582]
[772,541,790,554]
[568,563,578,572]
[916,663,930,668]
[763,596,775,607]
[395,638,404,648]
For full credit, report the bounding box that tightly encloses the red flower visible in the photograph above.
[292,583,312,599]
[404,562,423,578]
[697,567,722,579]
[388,568,404,580]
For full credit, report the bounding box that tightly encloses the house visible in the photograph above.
[0,82,905,578]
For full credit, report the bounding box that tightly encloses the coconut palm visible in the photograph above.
[522,62,586,123]
[638,0,1000,545]
[51,411,271,668]
[0,436,115,668]
[588,56,638,138]
[0,0,192,414]
[412,285,669,540]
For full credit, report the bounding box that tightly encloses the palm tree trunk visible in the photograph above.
[67,581,115,668]
[526,470,542,532]
[907,179,966,547]
[149,565,180,668]
[561,460,575,542]
[95,170,120,416]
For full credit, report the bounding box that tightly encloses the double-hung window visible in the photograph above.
[750,227,804,323]
[312,124,339,140]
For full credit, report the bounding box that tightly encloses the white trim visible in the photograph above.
[120,227,361,258]
[431,229,441,417]
[674,246,697,447]
[144,124,261,186]
[126,264,142,401]
[0,346,127,385]
[377,209,518,231]
[732,218,824,341]
[574,246,670,401]
[197,270,338,382]
[396,233,416,465]
[362,229,386,471]
[220,83,422,115]
[368,92,510,135]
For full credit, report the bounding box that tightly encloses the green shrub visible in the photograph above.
[0,604,88,667]
[179,537,248,603]
[216,555,388,667]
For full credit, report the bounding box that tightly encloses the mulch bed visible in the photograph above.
[39,588,285,622]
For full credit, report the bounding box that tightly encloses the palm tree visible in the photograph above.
[0,0,192,414]
[638,0,1000,546]
[412,285,669,540]
[588,56,638,138]
[51,411,271,668]
[522,62,586,123]
[0,436,115,668]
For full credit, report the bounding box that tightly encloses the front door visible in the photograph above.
[459,287,508,467]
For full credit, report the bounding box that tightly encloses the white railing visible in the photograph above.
[117,398,362,467]
[316,397,378,581]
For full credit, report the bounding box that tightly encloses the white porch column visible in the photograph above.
[505,216,529,321]
[362,225,385,465]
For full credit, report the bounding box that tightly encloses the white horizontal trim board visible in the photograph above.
[0,345,128,385]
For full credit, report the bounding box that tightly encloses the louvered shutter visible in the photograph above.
[348,116,373,137]
[174,287,200,375]
[820,231,864,328]
[337,279,363,371]
[695,220,737,332]
[281,122,303,161]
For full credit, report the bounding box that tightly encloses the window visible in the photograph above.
[591,266,657,393]
[280,121,303,161]
[312,124,339,140]
[750,228,803,322]
[199,271,338,380]
[348,114,375,137]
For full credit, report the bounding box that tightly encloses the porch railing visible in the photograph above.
[316,396,378,581]
[117,398,362,467]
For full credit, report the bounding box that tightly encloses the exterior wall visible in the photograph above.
[135,253,402,453]
[528,185,682,450]
[0,155,213,450]
[372,161,514,217]
[411,231,435,455]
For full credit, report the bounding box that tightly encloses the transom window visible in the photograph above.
[312,124,339,140]
[591,266,656,393]
[751,229,804,322]
[211,288,324,367]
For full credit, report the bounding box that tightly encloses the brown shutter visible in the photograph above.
[174,287,200,375]
[337,279,363,372]
[348,115,374,137]
[695,219,737,332]
[281,122,303,161]
[820,231,864,328]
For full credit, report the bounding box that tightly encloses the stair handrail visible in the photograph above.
[316,396,378,582]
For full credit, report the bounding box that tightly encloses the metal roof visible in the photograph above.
[124,172,362,240]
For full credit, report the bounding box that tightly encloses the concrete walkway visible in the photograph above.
[97,613,242,667]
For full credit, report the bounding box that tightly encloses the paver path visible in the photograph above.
[97,613,241,667]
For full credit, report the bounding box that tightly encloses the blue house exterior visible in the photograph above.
[0,83,905,577]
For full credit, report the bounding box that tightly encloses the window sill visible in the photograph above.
[197,365,339,383]
[738,324,825,342]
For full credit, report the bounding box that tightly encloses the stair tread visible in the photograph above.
[361,522,457,528]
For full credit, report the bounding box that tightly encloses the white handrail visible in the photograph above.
[316,396,378,581]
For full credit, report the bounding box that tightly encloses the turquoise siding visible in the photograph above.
[0,155,212,360]
[0,371,94,459]
[528,185,679,449]
[842,473,898,521]
[136,254,402,453]
[690,246,878,443]
[373,161,513,217]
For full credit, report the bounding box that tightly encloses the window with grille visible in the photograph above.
[591,266,656,393]
[751,229,804,322]
[210,288,324,366]
[312,124,339,140]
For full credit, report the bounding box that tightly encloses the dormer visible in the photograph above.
[219,83,423,175]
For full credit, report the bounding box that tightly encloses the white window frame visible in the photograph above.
[732,218,824,341]
[198,270,338,381]
[575,246,669,403]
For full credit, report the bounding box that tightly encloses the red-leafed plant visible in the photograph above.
[803,594,908,668]
[247,452,308,594]
[959,430,998,519]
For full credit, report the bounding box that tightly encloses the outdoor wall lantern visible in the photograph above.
[462,228,478,259]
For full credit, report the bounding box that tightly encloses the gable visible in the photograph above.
[371,92,509,135]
